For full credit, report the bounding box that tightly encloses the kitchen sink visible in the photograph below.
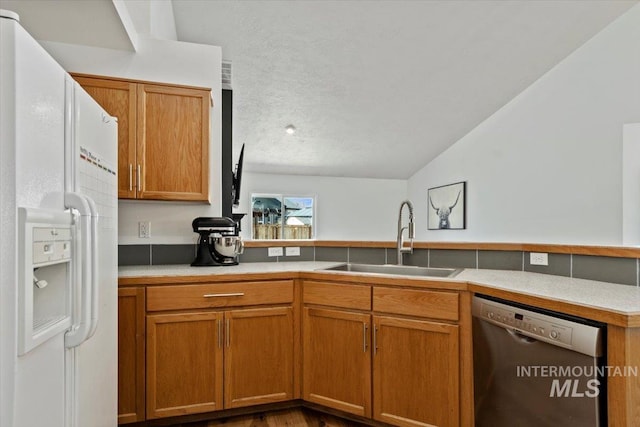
[321,263,462,278]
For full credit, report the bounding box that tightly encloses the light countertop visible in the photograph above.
[118,261,340,278]
[456,269,640,316]
[119,262,640,319]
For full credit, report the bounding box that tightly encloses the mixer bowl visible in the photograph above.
[213,236,243,257]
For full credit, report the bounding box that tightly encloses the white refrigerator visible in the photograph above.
[0,10,118,427]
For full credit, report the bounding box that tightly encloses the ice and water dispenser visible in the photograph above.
[18,207,73,355]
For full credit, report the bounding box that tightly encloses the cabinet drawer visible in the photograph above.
[373,287,459,321]
[303,280,371,310]
[147,280,293,311]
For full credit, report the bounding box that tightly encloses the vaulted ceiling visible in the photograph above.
[2,0,637,179]
[172,0,637,179]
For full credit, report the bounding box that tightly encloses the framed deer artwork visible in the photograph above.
[427,181,466,230]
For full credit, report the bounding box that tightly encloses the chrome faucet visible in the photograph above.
[396,200,415,265]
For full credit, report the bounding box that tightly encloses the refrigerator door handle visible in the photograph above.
[85,195,99,339]
[64,192,94,348]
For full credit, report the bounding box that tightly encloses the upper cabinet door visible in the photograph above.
[72,75,137,199]
[137,84,210,202]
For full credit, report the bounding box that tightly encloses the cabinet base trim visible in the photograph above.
[306,394,368,417]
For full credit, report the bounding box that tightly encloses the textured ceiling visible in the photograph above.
[2,0,636,179]
[173,0,637,179]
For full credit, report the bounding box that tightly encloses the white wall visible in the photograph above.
[408,5,640,245]
[40,38,222,245]
[237,172,407,241]
[623,123,640,246]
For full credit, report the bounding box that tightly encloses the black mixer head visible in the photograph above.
[192,217,237,233]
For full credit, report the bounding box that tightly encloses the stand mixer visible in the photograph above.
[191,217,244,266]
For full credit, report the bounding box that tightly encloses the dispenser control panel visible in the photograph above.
[32,226,71,265]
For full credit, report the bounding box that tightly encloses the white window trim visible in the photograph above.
[250,193,316,240]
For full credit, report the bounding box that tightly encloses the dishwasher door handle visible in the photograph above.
[506,328,538,344]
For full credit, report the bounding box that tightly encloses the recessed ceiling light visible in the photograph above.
[285,124,296,135]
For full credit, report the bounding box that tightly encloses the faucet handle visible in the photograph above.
[399,246,413,254]
[399,238,414,253]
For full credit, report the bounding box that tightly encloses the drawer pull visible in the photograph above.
[203,293,245,298]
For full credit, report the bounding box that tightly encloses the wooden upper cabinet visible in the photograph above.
[72,74,210,202]
[137,84,209,201]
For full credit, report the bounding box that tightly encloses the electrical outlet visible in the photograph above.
[530,252,548,266]
[268,247,283,257]
[138,221,151,238]
[285,247,301,256]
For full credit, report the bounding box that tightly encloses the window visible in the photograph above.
[251,194,315,240]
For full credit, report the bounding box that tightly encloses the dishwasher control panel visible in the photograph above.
[478,299,573,346]
[472,295,604,357]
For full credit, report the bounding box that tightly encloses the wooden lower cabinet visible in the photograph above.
[373,316,459,427]
[302,282,465,427]
[125,277,467,426]
[146,312,224,419]
[146,307,295,419]
[303,307,372,417]
[117,287,145,424]
[225,307,294,408]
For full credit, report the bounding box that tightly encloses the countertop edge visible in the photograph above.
[118,264,640,327]
[465,282,640,328]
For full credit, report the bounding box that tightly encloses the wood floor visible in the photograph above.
[173,408,367,427]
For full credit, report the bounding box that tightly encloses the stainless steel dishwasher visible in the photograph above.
[472,295,606,427]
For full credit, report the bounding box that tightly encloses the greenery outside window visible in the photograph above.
[251,194,315,240]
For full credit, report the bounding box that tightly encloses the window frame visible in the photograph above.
[250,193,316,240]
